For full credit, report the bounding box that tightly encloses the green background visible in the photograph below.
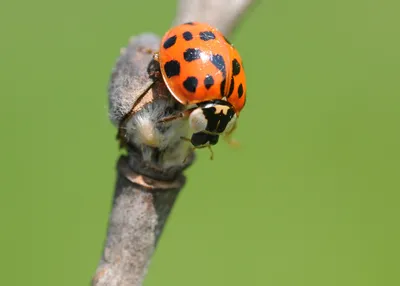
[1,0,399,285]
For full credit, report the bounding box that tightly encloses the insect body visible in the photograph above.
[154,22,247,158]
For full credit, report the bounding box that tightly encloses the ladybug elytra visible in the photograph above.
[154,22,247,158]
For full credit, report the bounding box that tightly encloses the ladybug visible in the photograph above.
[154,22,247,157]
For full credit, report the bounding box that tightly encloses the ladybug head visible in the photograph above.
[188,100,237,147]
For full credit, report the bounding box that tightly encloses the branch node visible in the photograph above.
[117,156,186,191]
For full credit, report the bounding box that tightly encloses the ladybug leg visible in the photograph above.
[223,121,240,148]
[153,52,160,62]
[157,108,195,123]
[180,137,194,164]
[224,136,240,148]
[148,66,161,80]
[147,53,162,80]
[192,144,214,160]
[180,137,214,161]
[207,145,214,160]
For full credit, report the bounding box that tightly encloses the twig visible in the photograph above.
[173,0,256,36]
[92,0,256,285]
[92,34,192,286]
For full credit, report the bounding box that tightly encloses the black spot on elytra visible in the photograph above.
[184,48,201,62]
[210,54,226,77]
[228,76,235,97]
[232,59,241,76]
[220,78,226,96]
[183,76,198,92]
[164,60,180,78]
[163,35,177,49]
[182,31,193,41]
[199,31,216,41]
[238,83,244,98]
[204,75,214,89]
[184,22,195,25]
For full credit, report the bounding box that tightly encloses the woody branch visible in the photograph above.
[91,0,256,285]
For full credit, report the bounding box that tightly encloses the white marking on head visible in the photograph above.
[189,108,208,133]
[213,104,230,115]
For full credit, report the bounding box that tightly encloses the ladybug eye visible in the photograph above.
[189,108,208,133]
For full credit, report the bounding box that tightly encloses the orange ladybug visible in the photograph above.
[154,22,247,156]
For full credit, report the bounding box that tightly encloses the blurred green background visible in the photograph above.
[1,0,399,285]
